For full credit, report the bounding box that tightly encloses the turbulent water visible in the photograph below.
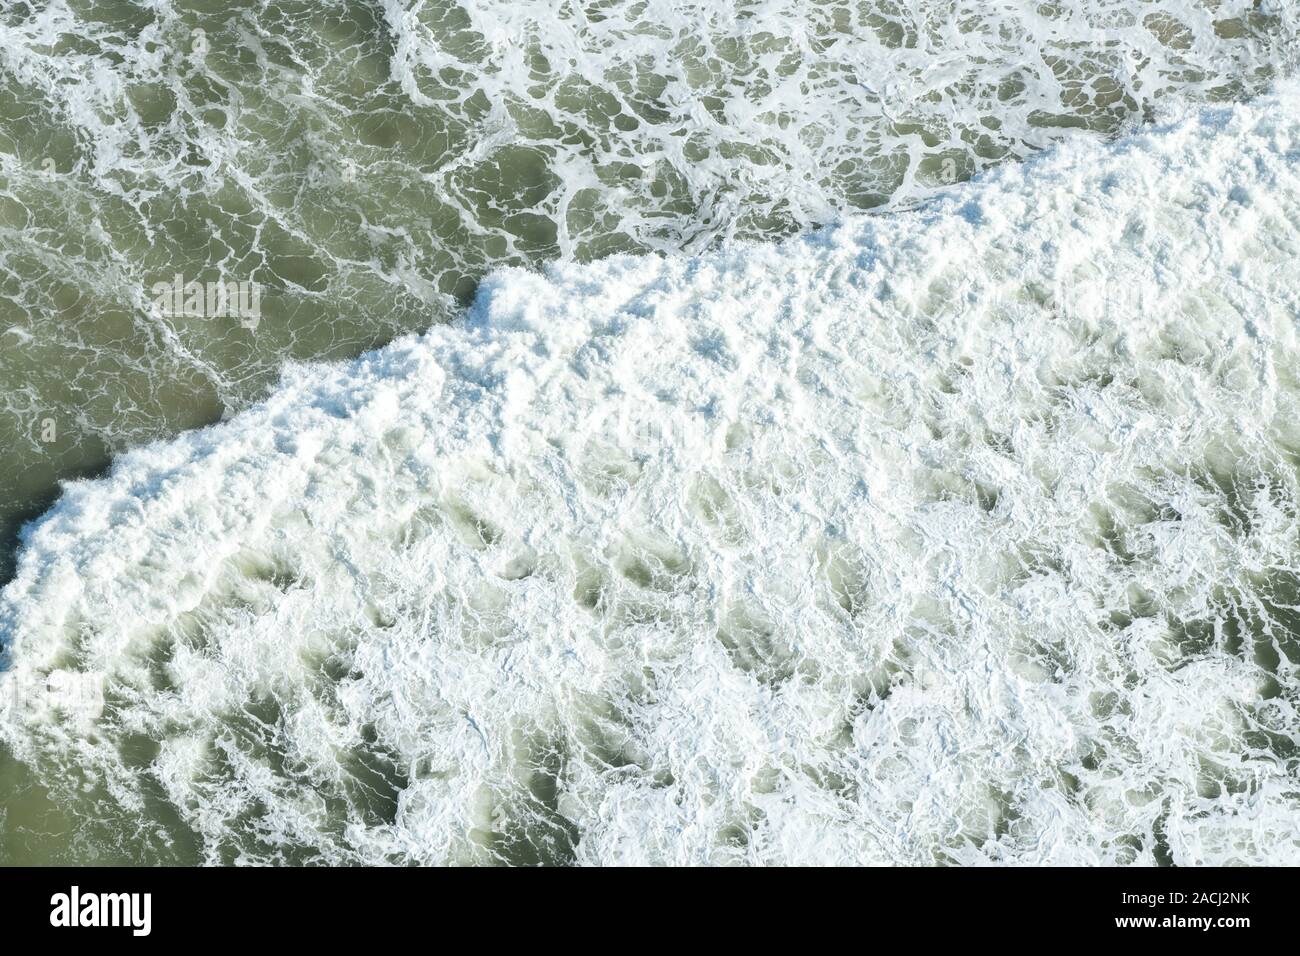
[2,0,1295,580]
[1,1,1299,865]
[4,86,1300,865]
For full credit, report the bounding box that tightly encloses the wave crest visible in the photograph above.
[4,87,1300,864]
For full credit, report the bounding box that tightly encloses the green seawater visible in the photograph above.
[0,0,1294,864]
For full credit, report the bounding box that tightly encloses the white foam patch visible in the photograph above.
[1,0,1295,587]
[382,0,1300,246]
[4,87,1300,865]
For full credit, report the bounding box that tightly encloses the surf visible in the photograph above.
[4,83,1300,864]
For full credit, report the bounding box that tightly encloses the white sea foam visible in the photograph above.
[2,0,1294,589]
[4,85,1300,865]
[383,0,1299,246]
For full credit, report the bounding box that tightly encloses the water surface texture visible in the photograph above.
[1,1,1299,864]
[2,1,1293,578]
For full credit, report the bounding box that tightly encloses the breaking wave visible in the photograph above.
[4,84,1300,864]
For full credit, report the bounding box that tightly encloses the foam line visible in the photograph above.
[4,86,1300,864]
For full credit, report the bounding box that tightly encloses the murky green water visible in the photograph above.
[0,0,1294,863]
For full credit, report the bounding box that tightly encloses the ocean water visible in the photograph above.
[1,1,1299,865]
[2,0,1294,581]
